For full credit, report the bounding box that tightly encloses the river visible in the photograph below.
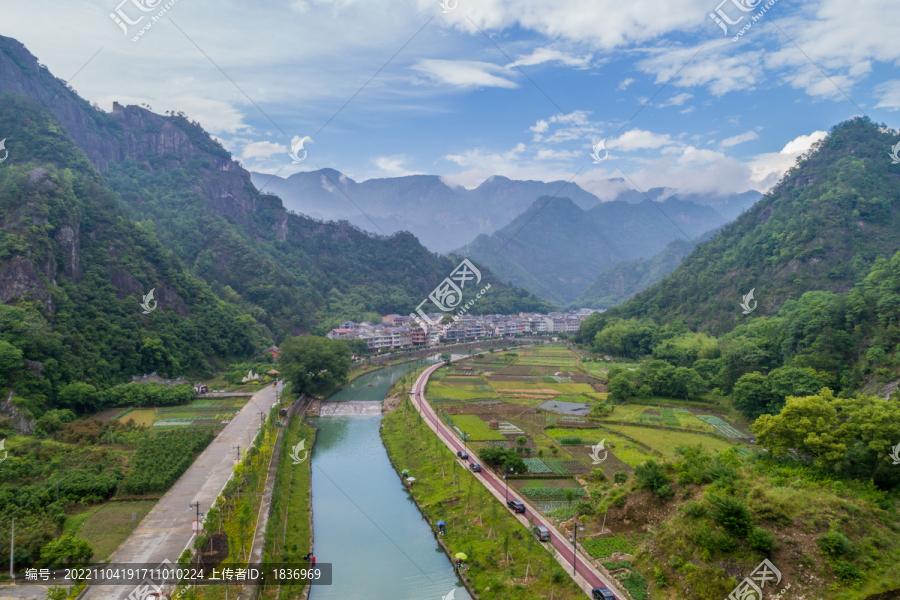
[309,359,473,600]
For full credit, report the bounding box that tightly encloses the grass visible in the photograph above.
[74,501,156,561]
[381,398,587,600]
[606,425,737,458]
[262,412,315,599]
[453,415,507,441]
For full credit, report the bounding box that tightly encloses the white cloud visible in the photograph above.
[242,140,288,159]
[511,47,592,69]
[658,92,693,107]
[616,78,635,91]
[411,59,518,88]
[720,131,759,147]
[608,129,676,151]
[874,80,900,111]
[780,131,827,155]
[373,155,422,177]
[530,119,549,133]
[535,148,582,161]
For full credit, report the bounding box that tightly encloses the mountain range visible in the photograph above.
[0,34,552,394]
[250,169,761,257]
[454,192,759,305]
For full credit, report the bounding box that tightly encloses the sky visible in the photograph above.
[2,0,899,197]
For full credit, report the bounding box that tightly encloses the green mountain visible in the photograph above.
[572,239,697,309]
[0,94,268,404]
[609,117,900,335]
[0,35,552,345]
[458,194,732,305]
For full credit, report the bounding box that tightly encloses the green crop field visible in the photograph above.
[426,382,494,400]
[608,425,736,457]
[582,536,635,558]
[452,415,506,441]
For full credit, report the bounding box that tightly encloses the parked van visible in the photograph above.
[532,526,551,541]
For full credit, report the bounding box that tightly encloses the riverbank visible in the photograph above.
[380,396,585,600]
[260,399,316,600]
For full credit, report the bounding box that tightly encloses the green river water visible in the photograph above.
[309,359,473,600]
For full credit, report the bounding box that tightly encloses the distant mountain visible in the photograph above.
[250,170,605,254]
[609,117,900,335]
[456,194,753,305]
[572,239,698,309]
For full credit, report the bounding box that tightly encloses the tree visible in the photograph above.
[753,389,843,463]
[57,382,99,413]
[278,335,351,397]
[733,372,774,419]
[0,340,23,386]
[440,352,452,365]
[40,536,93,565]
[671,367,706,400]
[607,373,635,403]
[589,402,613,418]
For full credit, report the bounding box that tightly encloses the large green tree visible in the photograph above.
[278,336,351,397]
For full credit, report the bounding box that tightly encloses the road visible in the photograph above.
[78,382,284,600]
[410,360,624,600]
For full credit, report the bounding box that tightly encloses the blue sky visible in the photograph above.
[4,0,899,197]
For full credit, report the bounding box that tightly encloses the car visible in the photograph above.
[592,588,616,600]
[456,450,469,460]
[532,525,551,541]
[507,499,526,513]
[468,462,482,472]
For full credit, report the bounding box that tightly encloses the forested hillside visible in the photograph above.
[573,239,697,309]
[0,94,268,408]
[608,118,900,334]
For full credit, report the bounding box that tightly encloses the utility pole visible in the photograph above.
[9,516,13,578]
[189,502,201,532]
[571,516,578,576]
[234,445,241,462]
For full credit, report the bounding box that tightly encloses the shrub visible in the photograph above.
[708,495,753,536]
[818,530,852,556]
[515,435,528,446]
[682,501,705,518]
[477,447,527,473]
[591,468,607,481]
[120,430,215,494]
[613,471,629,484]
[621,571,649,600]
[748,527,776,555]
[833,560,864,582]
[614,494,627,508]
[634,460,672,497]
[551,447,558,455]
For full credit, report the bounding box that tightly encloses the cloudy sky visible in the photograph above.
[3,0,899,195]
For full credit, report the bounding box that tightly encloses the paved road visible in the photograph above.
[410,361,624,600]
[80,382,284,600]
